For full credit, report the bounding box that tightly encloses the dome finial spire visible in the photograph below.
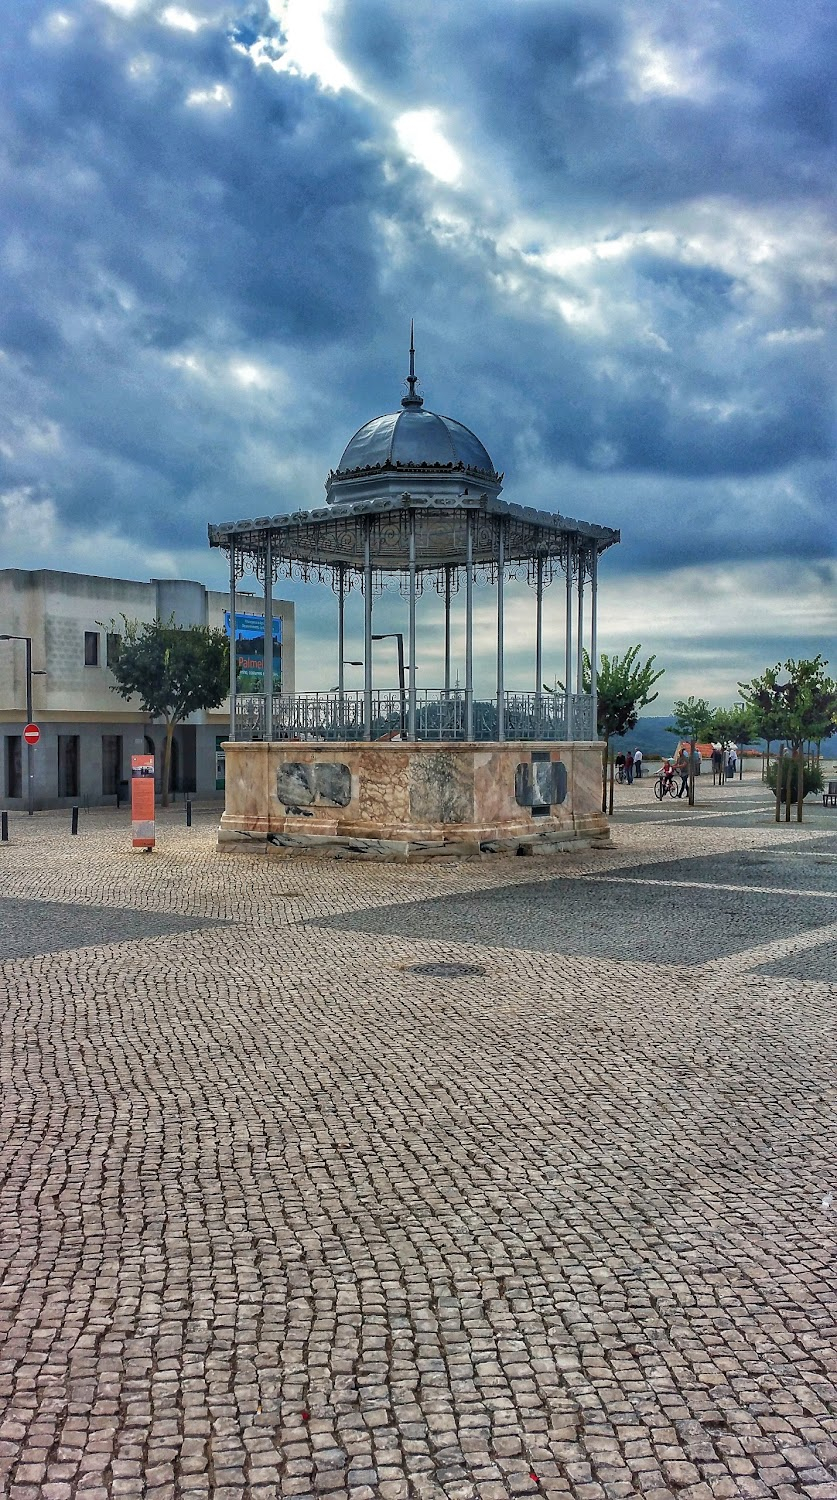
[401,318,423,408]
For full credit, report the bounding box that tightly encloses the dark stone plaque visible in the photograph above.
[278,762,351,808]
[515,759,567,808]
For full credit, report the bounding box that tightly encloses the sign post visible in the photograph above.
[23,722,39,818]
[131,754,156,850]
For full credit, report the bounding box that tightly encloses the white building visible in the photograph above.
[0,569,294,809]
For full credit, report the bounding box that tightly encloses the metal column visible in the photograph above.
[465,513,474,741]
[363,518,373,741]
[444,566,451,696]
[496,519,505,742]
[590,545,599,741]
[535,552,544,722]
[263,534,273,743]
[228,541,237,741]
[337,562,345,735]
[564,539,574,740]
[25,636,33,817]
[576,545,585,698]
[408,510,417,740]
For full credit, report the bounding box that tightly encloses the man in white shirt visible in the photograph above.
[633,748,643,779]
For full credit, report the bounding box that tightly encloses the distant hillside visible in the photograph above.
[609,716,837,759]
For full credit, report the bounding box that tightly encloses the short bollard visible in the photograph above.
[186,800,192,828]
[1,810,8,842]
[71,806,79,835]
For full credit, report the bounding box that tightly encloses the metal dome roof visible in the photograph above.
[335,406,496,477]
[325,327,502,506]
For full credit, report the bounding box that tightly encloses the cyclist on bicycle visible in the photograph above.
[661,758,675,791]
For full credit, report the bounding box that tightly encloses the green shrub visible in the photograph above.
[765,759,824,802]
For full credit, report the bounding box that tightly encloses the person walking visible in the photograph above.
[633,748,643,779]
[624,749,634,784]
[676,749,690,798]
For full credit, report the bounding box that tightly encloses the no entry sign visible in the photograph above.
[23,723,40,745]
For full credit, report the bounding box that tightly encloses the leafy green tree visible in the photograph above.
[724,702,760,776]
[551,646,664,812]
[739,657,837,757]
[668,696,712,741]
[107,616,229,805]
[666,697,711,806]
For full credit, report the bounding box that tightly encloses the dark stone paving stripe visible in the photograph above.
[315,874,835,966]
[0,894,226,961]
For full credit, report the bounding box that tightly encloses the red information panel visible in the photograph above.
[131,754,156,849]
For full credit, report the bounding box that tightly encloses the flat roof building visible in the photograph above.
[0,569,294,809]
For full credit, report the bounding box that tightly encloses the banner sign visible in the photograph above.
[131,754,156,849]
[224,611,282,693]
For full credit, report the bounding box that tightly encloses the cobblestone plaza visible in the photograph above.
[1,781,835,1499]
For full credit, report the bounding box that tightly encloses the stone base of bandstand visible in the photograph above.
[218,740,609,861]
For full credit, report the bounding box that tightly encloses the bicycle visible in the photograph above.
[654,771,678,799]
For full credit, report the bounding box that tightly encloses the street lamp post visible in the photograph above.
[0,634,38,816]
[372,634,406,736]
[343,632,410,738]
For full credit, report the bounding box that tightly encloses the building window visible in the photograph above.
[102,734,122,796]
[106,632,122,669]
[84,631,99,667]
[58,735,80,799]
[5,736,22,799]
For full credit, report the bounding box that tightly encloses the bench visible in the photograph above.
[823,781,837,806]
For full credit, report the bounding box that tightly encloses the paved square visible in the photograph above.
[0,781,835,1500]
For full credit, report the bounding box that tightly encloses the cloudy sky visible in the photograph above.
[1,0,834,706]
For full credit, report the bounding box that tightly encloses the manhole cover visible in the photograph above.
[405,961,486,979]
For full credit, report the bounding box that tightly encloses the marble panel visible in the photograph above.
[356,749,411,823]
[277,761,315,806]
[473,749,515,824]
[315,761,351,806]
[409,752,474,825]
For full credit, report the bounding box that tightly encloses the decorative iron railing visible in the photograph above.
[232,690,597,743]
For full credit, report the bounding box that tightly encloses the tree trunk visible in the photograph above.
[161,718,176,808]
[601,738,609,814]
[797,746,804,823]
[688,737,695,806]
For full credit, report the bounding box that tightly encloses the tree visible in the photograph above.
[739,657,837,757]
[551,646,664,812]
[666,697,711,806]
[724,702,760,778]
[703,703,758,783]
[107,616,229,805]
[738,658,837,821]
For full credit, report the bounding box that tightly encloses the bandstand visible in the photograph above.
[208,338,620,859]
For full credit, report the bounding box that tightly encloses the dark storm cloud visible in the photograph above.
[0,0,393,539]
[338,0,836,211]
[0,0,834,612]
